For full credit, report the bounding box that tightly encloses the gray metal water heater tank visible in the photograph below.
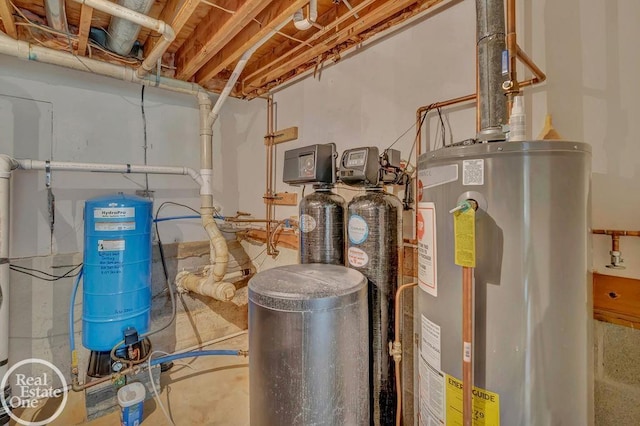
[249,264,369,426]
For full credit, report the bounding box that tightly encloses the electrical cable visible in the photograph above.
[10,263,83,282]
[149,349,242,367]
[141,86,149,192]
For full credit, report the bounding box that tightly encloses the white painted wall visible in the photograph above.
[228,0,640,278]
[0,55,247,256]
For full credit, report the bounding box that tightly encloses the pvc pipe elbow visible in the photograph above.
[293,0,318,31]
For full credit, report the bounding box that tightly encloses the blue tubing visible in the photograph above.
[153,215,225,223]
[69,267,83,353]
[149,350,241,366]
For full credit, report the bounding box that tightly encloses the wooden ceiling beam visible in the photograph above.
[242,0,375,83]
[145,0,200,53]
[194,0,307,84]
[75,4,93,56]
[0,0,17,38]
[242,0,384,89]
[174,0,272,80]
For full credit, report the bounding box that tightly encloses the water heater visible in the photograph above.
[83,193,153,352]
[415,141,592,424]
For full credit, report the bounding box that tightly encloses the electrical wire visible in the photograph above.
[141,86,150,192]
[10,263,83,282]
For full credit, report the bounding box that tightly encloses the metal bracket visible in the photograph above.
[45,160,51,188]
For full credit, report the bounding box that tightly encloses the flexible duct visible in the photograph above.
[293,0,318,31]
[44,0,69,33]
[476,0,507,140]
[104,0,155,55]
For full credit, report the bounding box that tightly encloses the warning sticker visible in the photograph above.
[454,208,476,268]
[347,247,369,267]
[421,315,441,370]
[93,207,135,219]
[98,239,125,252]
[462,159,484,186]
[445,375,500,426]
[348,214,369,244]
[419,358,445,425]
[418,202,437,297]
[299,214,317,233]
[95,222,135,231]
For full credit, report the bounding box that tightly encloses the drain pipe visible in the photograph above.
[0,156,18,422]
[293,0,318,31]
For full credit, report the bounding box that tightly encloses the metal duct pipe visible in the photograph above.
[476,0,507,141]
[105,0,155,55]
[44,0,69,33]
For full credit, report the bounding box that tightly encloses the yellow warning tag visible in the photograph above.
[445,374,500,425]
[454,208,475,267]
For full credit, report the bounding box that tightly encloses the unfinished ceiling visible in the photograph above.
[0,0,446,98]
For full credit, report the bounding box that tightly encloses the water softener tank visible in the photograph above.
[299,185,346,265]
[347,187,403,425]
[83,193,153,351]
[249,264,370,425]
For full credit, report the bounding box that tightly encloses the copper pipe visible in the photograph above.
[226,218,280,223]
[462,266,473,426]
[391,282,418,426]
[612,235,621,253]
[592,229,640,237]
[506,0,518,90]
[265,95,276,255]
[516,44,546,84]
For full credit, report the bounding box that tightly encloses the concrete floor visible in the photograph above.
[13,334,249,425]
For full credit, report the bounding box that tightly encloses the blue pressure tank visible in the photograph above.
[82,193,153,352]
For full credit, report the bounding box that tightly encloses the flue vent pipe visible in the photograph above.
[104,0,155,55]
[476,0,507,141]
[44,0,69,33]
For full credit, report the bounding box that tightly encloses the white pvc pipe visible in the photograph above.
[0,156,17,407]
[15,159,203,186]
[0,32,206,96]
[293,0,318,31]
[206,19,291,128]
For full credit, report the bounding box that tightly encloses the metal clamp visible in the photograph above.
[45,160,51,188]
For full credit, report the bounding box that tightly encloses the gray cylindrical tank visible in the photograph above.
[299,186,346,265]
[249,264,369,426]
[415,141,592,425]
[347,188,403,426]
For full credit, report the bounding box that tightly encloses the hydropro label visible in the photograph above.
[95,222,135,231]
[299,214,317,233]
[93,207,135,219]
[348,247,369,267]
[348,214,369,244]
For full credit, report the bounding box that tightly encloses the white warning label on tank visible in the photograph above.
[421,315,441,370]
[419,354,445,425]
[347,247,369,267]
[95,222,135,231]
[98,239,125,252]
[299,214,317,233]
[93,207,135,219]
[462,159,484,185]
[418,202,437,297]
[348,214,369,244]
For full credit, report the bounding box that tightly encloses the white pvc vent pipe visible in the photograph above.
[293,0,318,31]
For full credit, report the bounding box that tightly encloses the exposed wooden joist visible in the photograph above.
[145,0,201,54]
[175,0,272,80]
[76,4,94,56]
[194,0,308,85]
[244,0,443,95]
[0,0,17,38]
[241,0,376,84]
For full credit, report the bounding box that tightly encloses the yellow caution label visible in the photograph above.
[445,375,500,425]
[454,208,475,267]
